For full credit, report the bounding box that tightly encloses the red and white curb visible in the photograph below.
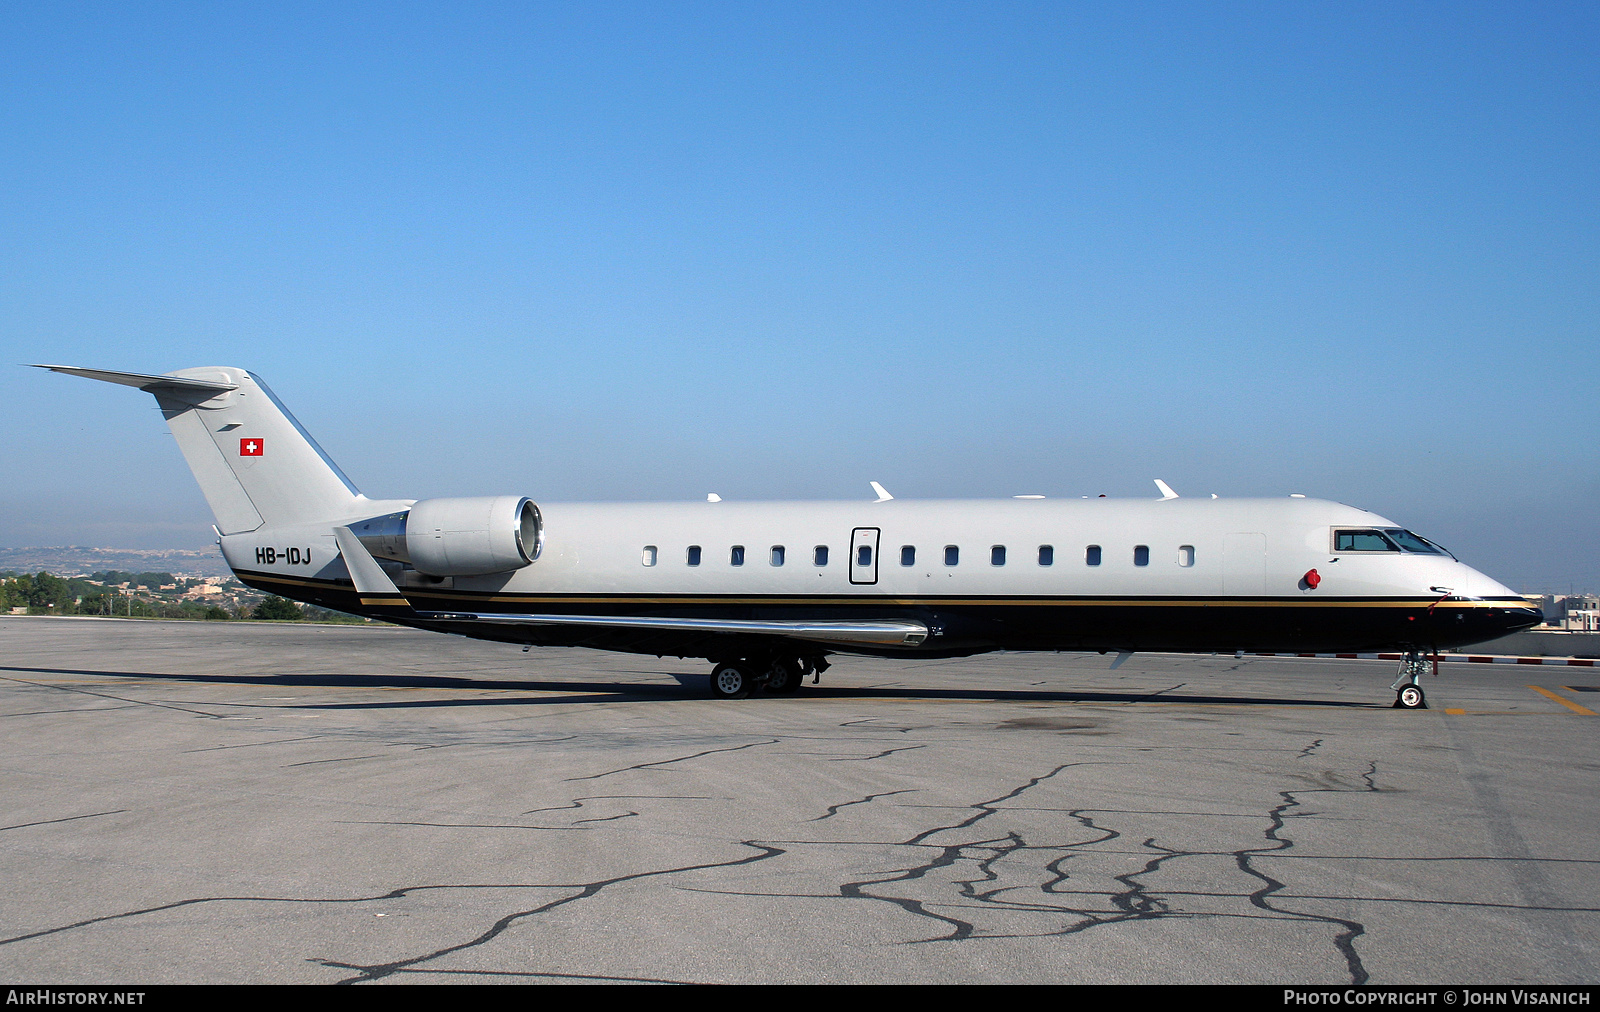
[1250,652,1597,667]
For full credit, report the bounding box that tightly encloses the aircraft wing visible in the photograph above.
[332,525,928,647]
[410,609,930,647]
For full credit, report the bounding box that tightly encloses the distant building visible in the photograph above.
[1530,594,1600,631]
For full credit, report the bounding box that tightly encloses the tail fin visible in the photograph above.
[32,365,362,533]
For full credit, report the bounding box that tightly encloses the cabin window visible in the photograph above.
[991,545,1006,566]
[1086,545,1101,566]
[1134,545,1150,566]
[814,545,829,566]
[944,545,959,566]
[731,545,745,567]
[770,545,785,566]
[856,545,873,567]
[686,545,702,566]
[642,546,657,567]
[1178,545,1195,567]
[901,545,915,566]
[1038,545,1053,566]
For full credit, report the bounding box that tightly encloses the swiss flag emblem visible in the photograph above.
[239,438,264,456]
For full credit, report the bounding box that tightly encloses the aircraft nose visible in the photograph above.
[1458,568,1542,635]
[1499,604,1544,635]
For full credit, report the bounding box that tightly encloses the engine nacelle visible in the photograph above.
[404,495,542,577]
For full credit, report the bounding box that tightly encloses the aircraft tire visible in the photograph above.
[710,662,752,699]
[1396,685,1427,709]
[764,658,804,694]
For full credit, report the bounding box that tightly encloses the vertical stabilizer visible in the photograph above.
[32,365,363,533]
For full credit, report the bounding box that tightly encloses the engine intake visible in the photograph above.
[352,496,542,577]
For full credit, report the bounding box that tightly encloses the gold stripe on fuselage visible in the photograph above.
[235,573,1530,611]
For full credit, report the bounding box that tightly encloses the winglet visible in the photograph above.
[706,493,722,502]
[870,481,894,502]
[1154,479,1179,500]
[333,526,415,617]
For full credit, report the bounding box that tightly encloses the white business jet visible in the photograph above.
[34,365,1541,709]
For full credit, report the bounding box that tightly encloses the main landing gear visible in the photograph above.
[1391,650,1430,709]
[708,655,827,699]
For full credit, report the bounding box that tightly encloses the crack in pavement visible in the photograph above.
[338,820,588,832]
[838,718,917,733]
[693,749,1387,983]
[0,810,127,833]
[808,790,919,822]
[1,706,137,717]
[0,846,785,985]
[1231,762,1377,984]
[571,811,638,825]
[360,967,696,984]
[523,795,719,815]
[3,745,1581,984]
[828,745,927,762]
[313,843,787,983]
[184,736,323,753]
[834,763,1087,942]
[564,739,778,781]
[0,675,233,719]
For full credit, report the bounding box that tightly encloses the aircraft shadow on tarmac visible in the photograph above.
[0,665,1376,710]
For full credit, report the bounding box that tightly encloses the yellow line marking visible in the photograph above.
[1444,708,1465,715]
[1528,685,1597,715]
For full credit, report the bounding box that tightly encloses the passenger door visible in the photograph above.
[1222,532,1268,596]
[850,527,880,585]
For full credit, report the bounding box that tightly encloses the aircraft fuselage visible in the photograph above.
[222,496,1537,660]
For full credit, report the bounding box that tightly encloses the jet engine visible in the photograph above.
[352,496,542,577]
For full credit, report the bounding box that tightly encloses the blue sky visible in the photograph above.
[1,2,1595,591]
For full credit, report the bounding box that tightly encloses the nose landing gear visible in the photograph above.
[1391,651,1430,709]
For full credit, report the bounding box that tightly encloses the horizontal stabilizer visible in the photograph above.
[38,363,364,534]
[29,364,237,394]
[413,610,930,648]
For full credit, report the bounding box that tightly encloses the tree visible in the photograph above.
[252,596,303,621]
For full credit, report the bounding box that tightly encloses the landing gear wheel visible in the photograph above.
[710,662,752,699]
[1391,650,1431,709]
[1396,684,1427,709]
[764,658,804,694]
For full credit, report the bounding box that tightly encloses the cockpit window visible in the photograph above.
[1333,529,1400,552]
[1333,528,1451,556]
[1381,528,1449,556]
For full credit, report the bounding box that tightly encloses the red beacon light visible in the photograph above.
[1303,569,1321,590]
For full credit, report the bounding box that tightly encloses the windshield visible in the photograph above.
[1382,528,1453,558]
[1333,528,1455,557]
